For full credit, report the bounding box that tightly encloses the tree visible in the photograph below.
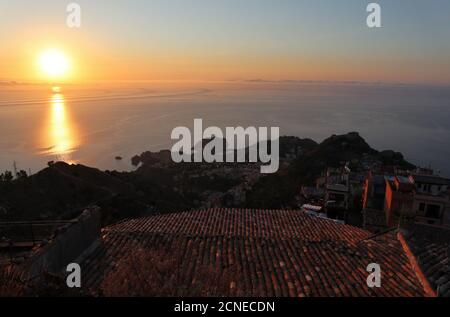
[16,170,28,180]
[0,171,13,183]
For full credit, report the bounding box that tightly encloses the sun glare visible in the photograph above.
[38,49,70,79]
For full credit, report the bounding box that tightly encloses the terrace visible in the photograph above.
[0,220,75,265]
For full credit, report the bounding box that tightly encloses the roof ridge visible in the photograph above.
[397,231,437,297]
[359,227,398,242]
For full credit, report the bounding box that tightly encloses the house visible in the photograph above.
[2,208,437,297]
[362,171,450,230]
[325,183,350,209]
[384,176,415,226]
[80,209,428,297]
[409,174,450,226]
[401,223,450,297]
[362,173,388,233]
[362,173,386,211]
[324,167,351,219]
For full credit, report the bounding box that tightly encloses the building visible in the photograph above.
[409,174,450,226]
[362,171,450,230]
[401,223,450,297]
[2,208,442,297]
[323,167,351,221]
[362,173,388,233]
[326,184,350,209]
[362,173,386,211]
[384,176,415,227]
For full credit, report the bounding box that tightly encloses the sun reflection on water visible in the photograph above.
[41,91,79,162]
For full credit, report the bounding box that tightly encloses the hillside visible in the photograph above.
[245,132,415,208]
[0,133,415,223]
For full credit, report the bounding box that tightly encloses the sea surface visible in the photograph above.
[1,81,449,176]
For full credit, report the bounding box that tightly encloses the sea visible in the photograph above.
[0,81,449,176]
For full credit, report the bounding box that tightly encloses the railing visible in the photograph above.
[0,220,76,248]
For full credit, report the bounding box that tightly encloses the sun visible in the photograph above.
[38,49,71,79]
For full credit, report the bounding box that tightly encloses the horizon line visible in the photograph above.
[2,78,450,89]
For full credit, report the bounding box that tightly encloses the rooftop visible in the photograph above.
[402,223,450,297]
[80,209,426,297]
[385,176,414,193]
[410,175,450,186]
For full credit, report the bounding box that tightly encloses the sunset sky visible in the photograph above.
[1,0,450,84]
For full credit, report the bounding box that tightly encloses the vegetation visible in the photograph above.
[0,171,14,183]
[0,133,415,224]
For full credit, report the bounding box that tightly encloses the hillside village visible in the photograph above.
[1,132,449,296]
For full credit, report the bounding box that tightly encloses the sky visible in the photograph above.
[1,0,450,84]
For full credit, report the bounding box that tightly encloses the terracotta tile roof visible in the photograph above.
[81,209,427,297]
[402,224,450,297]
[106,209,369,241]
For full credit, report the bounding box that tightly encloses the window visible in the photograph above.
[425,204,441,219]
[419,203,426,212]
